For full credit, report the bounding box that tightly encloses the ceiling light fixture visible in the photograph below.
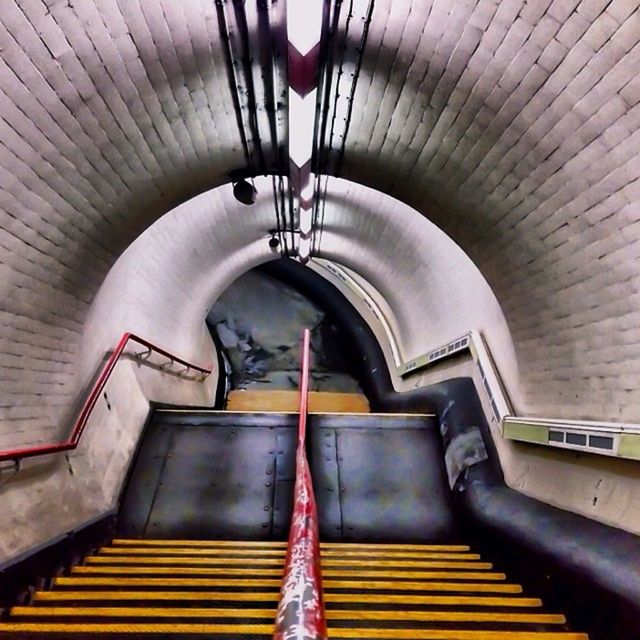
[233,179,257,205]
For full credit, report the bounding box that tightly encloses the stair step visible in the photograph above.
[33,591,544,608]
[100,547,480,560]
[11,606,566,625]
[110,539,471,552]
[11,606,276,619]
[5,539,587,639]
[320,543,472,551]
[111,539,287,548]
[34,590,282,603]
[0,623,588,638]
[54,577,283,589]
[86,555,491,569]
[54,576,523,593]
[99,547,288,557]
[73,565,506,581]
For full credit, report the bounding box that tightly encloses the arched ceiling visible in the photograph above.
[329,0,640,419]
[1,0,639,448]
[84,177,516,404]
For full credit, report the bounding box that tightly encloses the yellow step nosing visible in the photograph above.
[101,547,479,560]
[73,566,285,576]
[85,556,492,570]
[100,547,287,556]
[55,577,283,587]
[0,622,276,634]
[11,606,566,624]
[320,543,471,551]
[110,539,471,553]
[73,566,505,581]
[324,571,506,581]
[33,591,543,607]
[110,539,287,547]
[34,591,282,602]
[54,576,522,592]
[327,630,588,640]
[11,606,277,618]
[330,611,566,624]
[0,623,589,638]
[86,556,287,566]
[325,552,481,560]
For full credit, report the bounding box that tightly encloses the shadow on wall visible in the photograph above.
[206,269,363,394]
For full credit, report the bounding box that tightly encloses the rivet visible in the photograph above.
[264,506,270,511]
[266,482,272,487]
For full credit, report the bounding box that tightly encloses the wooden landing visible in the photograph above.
[226,389,370,413]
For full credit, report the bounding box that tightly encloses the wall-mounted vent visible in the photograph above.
[399,334,471,377]
[503,417,640,462]
[589,435,614,450]
[566,433,587,446]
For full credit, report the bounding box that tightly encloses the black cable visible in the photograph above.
[311,0,342,253]
[232,0,266,173]
[287,178,297,254]
[214,0,254,171]
[335,0,375,175]
[313,0,350,253]
[257,0,281,170]
[325,0,353,175]
[272,174,289,256]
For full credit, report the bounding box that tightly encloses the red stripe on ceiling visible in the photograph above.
[288,42,321,97]
[290,160,312,196]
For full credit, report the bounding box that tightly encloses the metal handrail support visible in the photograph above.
[0,332,212,463]
[274,329,328,640]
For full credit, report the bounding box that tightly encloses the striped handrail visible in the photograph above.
[0,332,212,463]
[273,329,328,640]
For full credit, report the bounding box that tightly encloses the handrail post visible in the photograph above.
[274,329,328,640]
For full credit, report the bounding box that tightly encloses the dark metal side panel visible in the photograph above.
[310,413,456,542]
[118,413,297,540]
[119,411,455,543]
[335,426,456,541]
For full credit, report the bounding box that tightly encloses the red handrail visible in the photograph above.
[0,332,212,463]
[274,329,328,640]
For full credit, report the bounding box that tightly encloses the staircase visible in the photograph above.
[0,538,587,639]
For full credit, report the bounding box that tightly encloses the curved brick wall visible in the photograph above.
[1,0,639,451]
